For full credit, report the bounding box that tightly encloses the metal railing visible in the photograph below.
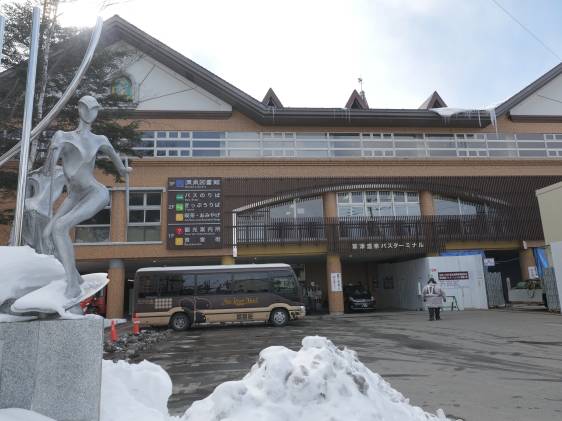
[225,214,543,254]
[132,131,562,159]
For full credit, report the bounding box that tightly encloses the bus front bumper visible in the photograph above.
[290,306,306,320]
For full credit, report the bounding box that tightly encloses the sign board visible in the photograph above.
[438,271,469,288]
[438,271,469,281]
[166,178,222,249]
[528,266,538,280]
[483,258,495,267]
[330,272,342,292]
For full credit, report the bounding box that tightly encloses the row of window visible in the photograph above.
[133,131,562,158]
[337,191,421,217]
[74,189,487,243]
[75,191,162,243]
[138,271,297,297]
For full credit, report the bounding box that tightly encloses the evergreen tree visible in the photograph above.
[0,0,141,223]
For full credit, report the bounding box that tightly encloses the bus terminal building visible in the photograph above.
[2,16,562,318]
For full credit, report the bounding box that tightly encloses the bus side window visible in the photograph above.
[160,273,183,297]
[232,271,270,293]
[196,273,233,295]
[270,272,297,295]
[182,274,195,295]
[138,274,158,298]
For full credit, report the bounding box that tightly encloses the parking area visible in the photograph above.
[137,310,562,421]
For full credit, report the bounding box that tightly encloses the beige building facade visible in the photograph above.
[2,16,562,318]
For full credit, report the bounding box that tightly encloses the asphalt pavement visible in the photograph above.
[137,309,562,421]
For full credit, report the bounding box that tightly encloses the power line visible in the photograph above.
[490,0,561,61]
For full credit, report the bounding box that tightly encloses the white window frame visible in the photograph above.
[127,190,162,242]
[74,194,111,243]
[337,191,421,217]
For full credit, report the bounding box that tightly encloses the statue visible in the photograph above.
[41,95,131,300]
[0,95,131,318]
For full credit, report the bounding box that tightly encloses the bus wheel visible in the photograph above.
[170,312,190,331]
[270,308,289,327]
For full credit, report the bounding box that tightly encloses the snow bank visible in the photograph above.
[0,337,452,421]
[0,246,64,307]
[182,336,450,421]
[101,360,177,421]
[11,273,108,317]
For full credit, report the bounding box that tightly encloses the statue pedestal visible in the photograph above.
[0,318,103,421]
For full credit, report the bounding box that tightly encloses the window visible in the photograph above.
[131,131,561,159]
[127,191,161,242]
[338,191,420,217]
[159,273,195,296]
[271,272,297,296]
[249,196,323,220]
[75,195,111,243]
[196,273,232,295]
[232,271,271,293]
[434,195,485,216]
[111,76,133,101]
[138,274,158,298]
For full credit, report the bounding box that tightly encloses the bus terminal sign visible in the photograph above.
[167,177,222,249]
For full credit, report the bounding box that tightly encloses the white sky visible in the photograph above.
[34,0,562,109]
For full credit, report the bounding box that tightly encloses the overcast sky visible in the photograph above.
[52,0,562,108]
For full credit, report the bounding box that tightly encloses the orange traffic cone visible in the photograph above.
[110,319,118,342]
[132,314,140,336]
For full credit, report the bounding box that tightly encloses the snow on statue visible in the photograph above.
[0,96,130,320]
[0,336,457,421]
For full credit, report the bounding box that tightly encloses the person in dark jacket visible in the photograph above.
[422,278,446,321]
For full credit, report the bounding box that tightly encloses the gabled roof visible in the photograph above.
[419,91,447,109]
[345,89,369,109]
[0,15,491,128]
[262,88,283,108]
[495,62,562,117]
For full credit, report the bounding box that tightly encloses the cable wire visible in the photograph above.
[490,0,561,61]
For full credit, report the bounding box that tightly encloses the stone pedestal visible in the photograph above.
[0,318,103,421]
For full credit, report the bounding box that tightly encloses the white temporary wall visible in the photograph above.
[374,255,488,310]
[549,241,562,314]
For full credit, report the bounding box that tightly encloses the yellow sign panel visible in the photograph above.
[175,213,184,222]
[175,237,184,246]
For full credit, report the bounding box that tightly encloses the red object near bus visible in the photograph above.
[80,287,107,316]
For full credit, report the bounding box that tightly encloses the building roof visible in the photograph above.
[345,89,369,110]
[98,16,495,127]
[495,62,562,117]
[262,88,283,108]
[419,91,447,109]
[0,15,494,128]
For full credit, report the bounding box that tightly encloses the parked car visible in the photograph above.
[344,285,375,312]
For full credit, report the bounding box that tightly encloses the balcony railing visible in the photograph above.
[226,214,543,254]
[133,131,562,159]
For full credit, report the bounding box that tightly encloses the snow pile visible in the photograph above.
[0,246,64,308]
[182,336,450,421]
[100,360,177,421]
[0,337,453,421]
[11,272,108,317]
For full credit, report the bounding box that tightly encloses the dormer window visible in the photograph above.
[111,76,133,101]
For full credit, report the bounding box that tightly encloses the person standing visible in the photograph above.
[422,278,446,321]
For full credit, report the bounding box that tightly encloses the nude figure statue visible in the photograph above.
[42,95,131,300]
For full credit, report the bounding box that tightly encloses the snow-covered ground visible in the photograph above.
[0,336,454,421]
